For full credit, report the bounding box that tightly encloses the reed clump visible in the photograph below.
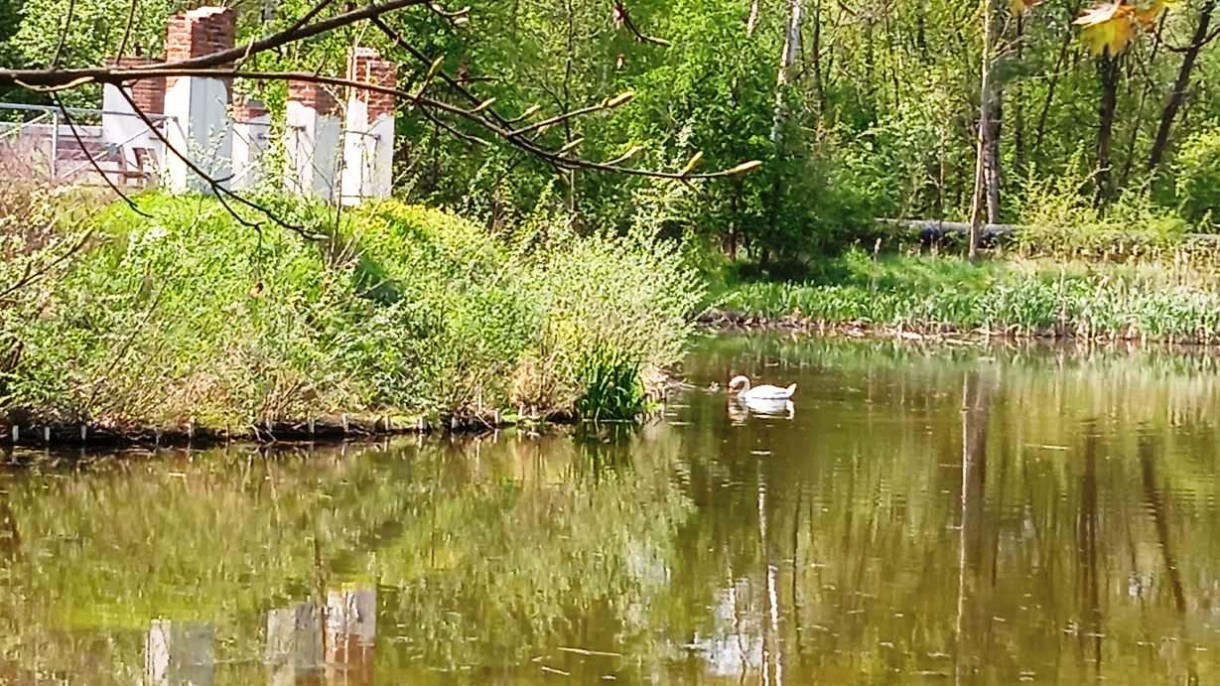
[709,247,1220,344]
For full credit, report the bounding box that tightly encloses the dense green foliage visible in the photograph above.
[3,0,1218,257]
[0,194,700,428]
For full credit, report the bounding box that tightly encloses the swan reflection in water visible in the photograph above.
[728,397,795,424]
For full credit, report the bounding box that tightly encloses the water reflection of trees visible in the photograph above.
[0,431,696,684]
[1,339,1220,683]
[676,338,1220,685]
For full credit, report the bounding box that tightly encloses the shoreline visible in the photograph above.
[11,309,1219,451]
[0,409,580,452]
[696,309,1220,350]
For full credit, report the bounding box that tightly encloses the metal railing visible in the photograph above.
[0,102,174,188]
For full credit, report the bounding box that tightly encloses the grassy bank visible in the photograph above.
[0,191,702,436]
[706,248,1220,344]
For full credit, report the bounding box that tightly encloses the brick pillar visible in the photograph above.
[340,48,396,205]
[231,98,271,190]
[285,80,342,201]
[102,57,167,173]
[162,6,236,194]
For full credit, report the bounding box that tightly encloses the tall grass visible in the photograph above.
[0,193,704,430]
[574,346,648,421]
[711,248,1220,343]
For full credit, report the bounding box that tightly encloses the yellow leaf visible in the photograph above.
[606,145,644,165]
[603,91,635,109]
[469,97,496,114]
[724,160,764,176]
[679,151,703,177]
[1074,2,1137,56]
[557,137,584,154]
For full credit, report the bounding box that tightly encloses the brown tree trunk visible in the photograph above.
[1147,0,1216,173]
[1095,53,1120,207]
[1014,16,1027,178]
[1118,15,1167,187]
[812,0,826,112]
[1032,1,1083,157]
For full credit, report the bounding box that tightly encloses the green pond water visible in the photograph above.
[2,333,1220,685]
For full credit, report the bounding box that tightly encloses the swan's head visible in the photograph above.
[727,375,751,393]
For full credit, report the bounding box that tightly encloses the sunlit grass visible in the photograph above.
[710,248,1220,342]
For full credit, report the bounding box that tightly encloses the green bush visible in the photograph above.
[0,194,704,429]
[1174,123,1220,229]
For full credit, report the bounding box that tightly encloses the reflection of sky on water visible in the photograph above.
[689,582,763,677]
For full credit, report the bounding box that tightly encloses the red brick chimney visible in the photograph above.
[232,97,269,123]
[107,56,165,114]
[347,48,397,119]
[288,81,341,116]
[165,7,236,89]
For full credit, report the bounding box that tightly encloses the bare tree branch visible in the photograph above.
[612,1,671,47]
[0,0,431,90]
[116,0,140,60]
[104,67,758,179]
[51,0,80,69]
[0,0,759,235]
[52,94,152,217]
[115,87,325,238]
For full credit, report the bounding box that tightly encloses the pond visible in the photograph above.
[2,333,1220,684]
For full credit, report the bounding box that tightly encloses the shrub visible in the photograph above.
[0,194,703,429]
[1174,123,1220,229]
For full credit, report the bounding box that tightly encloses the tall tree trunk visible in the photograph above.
[771,0,804,143]
[1096,53,1120,207]
[969,0,1000,261]
[1014,15,1027,178]
[1118,15,1167,187]
[1147,0,1216,173]
[1032,1,1082,158]
[812,0,826,112]
[986,90,1002,224]
[747,0,761,36]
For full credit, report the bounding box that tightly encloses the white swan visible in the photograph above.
[728,375,797,401]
